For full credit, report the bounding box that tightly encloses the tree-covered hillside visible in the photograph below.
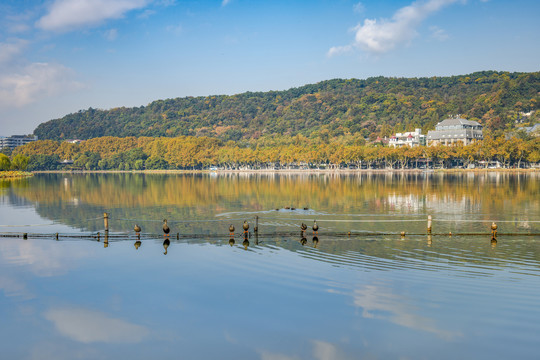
[34,71,540,141]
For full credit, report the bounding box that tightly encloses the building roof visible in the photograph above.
[437,118,481,127]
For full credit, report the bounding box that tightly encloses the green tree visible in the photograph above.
[0,153,11,170]
[10,154,29,170]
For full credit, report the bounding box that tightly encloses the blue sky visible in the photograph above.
[1,0,539,135]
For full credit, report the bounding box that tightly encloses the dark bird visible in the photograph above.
[243,220,249,235]
[303,207,309,210]
[291,206,296,210]
[163,239,170,255]
[163,219,170,237]
[134,224,141,238]
[312,220,319,235]
[301,223,307,235]
[229,224,235,236]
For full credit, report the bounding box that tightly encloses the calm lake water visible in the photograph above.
[1,172,539,359]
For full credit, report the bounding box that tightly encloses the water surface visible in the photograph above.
[1,173,539,359]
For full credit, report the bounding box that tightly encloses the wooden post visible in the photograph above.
[491,222,498,240]
[427,215,432,234]
[55,233,59,240]
[254,216,259,233]
[103,213,109,233]
[23,233,28,240]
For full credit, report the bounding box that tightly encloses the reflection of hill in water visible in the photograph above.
[4,172,540,234]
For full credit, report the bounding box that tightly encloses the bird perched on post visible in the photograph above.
[229,224,235,237]
[243,220,249,235]
[134,224,141,238]
[163,219,170,237]
[301,223,307,235]
[312,220,319,235]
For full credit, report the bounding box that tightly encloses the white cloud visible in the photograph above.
[222,0,232,6]
[330,0,460,55]
[44,307,149,343]
[0,62,83,108]
[0,39,27,65]
[36,0,150,32]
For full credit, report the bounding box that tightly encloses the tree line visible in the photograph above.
[6,134,539,171]
[33,71,540,143]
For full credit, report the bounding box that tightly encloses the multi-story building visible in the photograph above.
[0,135,38,149]
[388,128,426,148]
[427,118,483,146]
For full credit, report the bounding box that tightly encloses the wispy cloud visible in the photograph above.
[44,307,149,343]
[430,25,449,41]
[222,0,232,6]
[36,0,150,32]
[329,0,460,56]
[104,28,119,41]
[353,2,365,14]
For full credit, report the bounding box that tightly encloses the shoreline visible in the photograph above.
[32,168,540,175]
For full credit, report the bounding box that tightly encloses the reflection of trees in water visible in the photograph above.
[5,172,539,234]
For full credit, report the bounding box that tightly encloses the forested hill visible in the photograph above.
[34,71,540,142]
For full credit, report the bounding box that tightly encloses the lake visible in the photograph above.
[1,172,539,359]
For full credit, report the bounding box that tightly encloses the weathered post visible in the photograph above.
[23,233,28,240]
[103,213,109,233]
[55,233,59,240]
[427,215,432,234]
[254,216,259,233]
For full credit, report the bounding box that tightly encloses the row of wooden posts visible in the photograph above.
[102,213,500,239]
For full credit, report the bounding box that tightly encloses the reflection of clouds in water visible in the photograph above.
[352,285,461,340]
[259,340,348,360]
[44,308,149,343]
[259,350,300,360]
[312,341,342,360]
[0,240,93,277]
[0,274,34,299]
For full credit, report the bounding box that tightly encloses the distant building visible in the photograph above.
[427,118,483,146]
[389,128,426,148]
[523,123,540,136]
[0,135,38,149]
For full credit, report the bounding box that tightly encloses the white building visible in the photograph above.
[427,118,483,146]
[0,135,38,149]
[388,128,426,148]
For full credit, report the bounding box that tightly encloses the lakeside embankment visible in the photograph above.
[31,168,540,175]
[0,171,34,179]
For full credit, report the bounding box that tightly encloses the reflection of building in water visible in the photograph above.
[386,194,423,212]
